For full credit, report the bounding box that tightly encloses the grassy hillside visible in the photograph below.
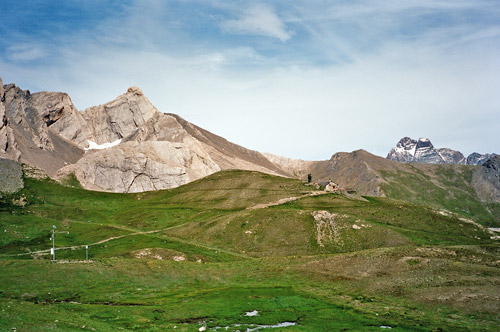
[1,170,499,331]
[379,164,500,227]
[309,150,500,227]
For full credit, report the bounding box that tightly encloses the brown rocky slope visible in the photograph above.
[1,77,290,193]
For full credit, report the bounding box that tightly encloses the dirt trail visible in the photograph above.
[1,228,165,257]
[1,223,250,259]
[246,191,327,210]
[2,191,329,259]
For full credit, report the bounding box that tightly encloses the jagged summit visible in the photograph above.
[0,76,289,192]
[387,136,494,165]
[2,74,498,194]
[387,137,445,164]
[126,86,144,96]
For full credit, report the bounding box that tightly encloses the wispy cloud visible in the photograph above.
[6,44,47,61]
[0,0,499,159]
[220,4,293,42]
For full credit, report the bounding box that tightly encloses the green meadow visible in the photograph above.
[1,170,499,331]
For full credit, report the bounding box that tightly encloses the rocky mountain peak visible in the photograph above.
[435,148,465,164]
[472,155,500,202]
[387,136,494,165]
[466,152,496,166]
[1,76,291,193]
[386,137,419,163]
[80,87,159,146]
[126,86,144,96]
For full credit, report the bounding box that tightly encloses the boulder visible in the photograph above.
[0,157,23,194]
[58,141,221,193]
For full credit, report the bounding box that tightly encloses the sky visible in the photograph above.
[1,0,499,160]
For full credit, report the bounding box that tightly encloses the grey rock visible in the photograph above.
[386,137,418,163]
[1,78,289,193]
[387,136,494,165]
[34,91,92,147]
[1,82,84,176]
[81,86,158,146]
[466,152,496,166]
[436,148,465,165]
[59,141,221,193]
[413,138,445,164]
[0,77,21,160]
[0,157,23,194]
[472,155,500,202]
[387,137,445,164]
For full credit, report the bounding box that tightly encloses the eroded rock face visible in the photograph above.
[0,77,12,155]
[3,83,54,151]
[413,138,444,164]
[1,78,289,192]
[472,155,500,202]
[59,141,221,193]
[436,148,465,165]
[1,80,84,176]
[386,137,448,164]
[467,152,495,166]
[81,87,159,146]
[34,92,92,147]
[387,137,419,163]
[0,158,23,194]
[387,137,494,165]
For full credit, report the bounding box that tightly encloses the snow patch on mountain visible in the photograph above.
[85,139,122,151]
[387,137,495,165]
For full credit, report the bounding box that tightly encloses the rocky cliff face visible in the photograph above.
[80,87,158,146]
[413,138,445,164]
[61,141,221,193]
[472,155,500,202]
[55,89,289,192]
[467,152,495,166]
[1,81,84,176]
[1,76,289,192]
[387,137,494,165]
[0,158,23,194]
[435,148,466,164]
[0,77,15,157]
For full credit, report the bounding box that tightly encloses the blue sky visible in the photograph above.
[1,0,499,160]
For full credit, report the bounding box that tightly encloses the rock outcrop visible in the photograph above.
[80,87,159,147]
[1,76,290,192]
[38,91,92,147]
[3,74,498,199]
[387,137,495,165]
[467,152,495,166]
[60,141,221,193]
[412,138,445,164]
[55,91,289,193]
[436,148,466,164]
[472,155,500,202]
[387,137,447,164]
[1,80,84,176]
[0,158,23,194]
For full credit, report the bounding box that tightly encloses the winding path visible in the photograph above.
[1,190,330,259]
[246,191,327,210]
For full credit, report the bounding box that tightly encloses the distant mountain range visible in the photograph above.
[1,75,499,207]
[386,137,496,165]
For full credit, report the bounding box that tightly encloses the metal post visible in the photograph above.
[85,245,88,261]
[52,225,56,261]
